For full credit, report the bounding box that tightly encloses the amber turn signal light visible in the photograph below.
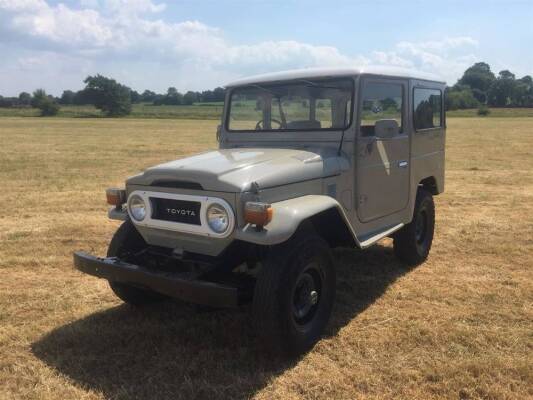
[106,188,126,207]
[244,202,273,227]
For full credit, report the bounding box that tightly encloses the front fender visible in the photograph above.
[234,195,360,247]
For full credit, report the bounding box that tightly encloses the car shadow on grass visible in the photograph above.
[32,244,416,400]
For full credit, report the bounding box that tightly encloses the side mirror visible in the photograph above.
[374,119,399,139]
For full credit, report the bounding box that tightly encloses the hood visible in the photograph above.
[127,147,347,192]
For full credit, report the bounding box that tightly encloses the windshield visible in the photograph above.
[226,78,353,132]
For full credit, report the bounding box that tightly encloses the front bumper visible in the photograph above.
[73,251,239,307]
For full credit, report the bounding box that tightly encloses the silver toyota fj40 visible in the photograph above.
[74,67,446,354]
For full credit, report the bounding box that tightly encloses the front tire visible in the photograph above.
[107,220,165,306]
[393,188,435,265]
[252,231,336,355]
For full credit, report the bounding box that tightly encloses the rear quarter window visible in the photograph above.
[413,88,442,130]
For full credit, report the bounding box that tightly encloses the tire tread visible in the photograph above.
[393,188,435,265]
[252,230,335,355]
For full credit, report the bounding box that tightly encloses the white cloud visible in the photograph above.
[390,37,479,83]
[11,4,113,47]
[0,0,481,94]
[79,0,100,8]
[371,51,413,68]
[0,0,48,12]
[397,36,478,52]
[103,0,166,13]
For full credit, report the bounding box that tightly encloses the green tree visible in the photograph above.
[152,94,165,105]
[141,90,156,102]
[163,87,183,105]
[471,88,487,104]
[31,89,60,116]
[31,89,47,107]
[130,90,141,103]
[381,97,398,111]
[83,74,132,116]
[487,70,518,107]
[213,87,226,102]
[458,62,495,92]
[59,90,75,105]
[73,90,90,105]
[477,105,490,116]
[201,89,215,102]
[0,95,16,107]
[498,70,515,80]
[457,62,495,103]
[445,87,479,110]
[517,76,533,106]
[183,90,198,105]
[18,92,32,106]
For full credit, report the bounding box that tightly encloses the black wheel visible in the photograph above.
[252,231,336,355]
[393,188,435,265]
[107,220,166,306]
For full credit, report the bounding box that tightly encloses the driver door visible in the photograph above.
[356,78,410,223]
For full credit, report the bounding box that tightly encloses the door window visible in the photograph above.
[360,82,403,136]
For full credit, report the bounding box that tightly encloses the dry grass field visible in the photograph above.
[0,117,531,399]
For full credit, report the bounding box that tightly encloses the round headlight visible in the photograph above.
[206,203,229,233]
[129,195,147,221]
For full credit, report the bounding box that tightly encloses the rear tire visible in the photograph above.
[107,220,166,306]
[393,188,435,265]
[252,231,336,355]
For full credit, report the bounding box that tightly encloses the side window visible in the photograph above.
[360,82,403,136]
[413,88,442,130]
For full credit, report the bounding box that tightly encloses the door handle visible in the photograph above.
[398,161,408,168]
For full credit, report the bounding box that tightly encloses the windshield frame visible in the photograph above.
[224,77,355,133]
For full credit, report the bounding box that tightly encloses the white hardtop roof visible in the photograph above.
[225,66,445,87]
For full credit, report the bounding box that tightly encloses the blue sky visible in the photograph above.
[0,0,531,96]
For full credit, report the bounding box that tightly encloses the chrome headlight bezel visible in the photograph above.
[206,203,230,234]
[128,194,147,221]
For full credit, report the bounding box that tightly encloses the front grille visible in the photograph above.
[150,197,201,225]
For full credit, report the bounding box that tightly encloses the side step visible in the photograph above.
[357,223,404,248]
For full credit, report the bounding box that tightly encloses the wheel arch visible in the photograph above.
[234,195,360,249]
[419,176,439,195]
[306,207,357,248]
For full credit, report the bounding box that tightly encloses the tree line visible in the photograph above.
[1,62,532,116]
[0,74,226,116]
[56,81,226,107]
[446,62,533,110]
